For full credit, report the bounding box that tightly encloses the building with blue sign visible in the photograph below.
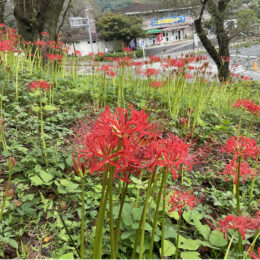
[118,3,194,47]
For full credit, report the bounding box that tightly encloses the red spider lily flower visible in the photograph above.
[46,53,63,62]
[149,56,162,63]
[0,23,5,28]
[233,99,260,116]
[159,135,194,179]
[88,52,94,56]
[184,74,193,79]
[34,40,46,46]
[107,69,116,77]
[243,76,251,81]
[28,80,51,92]
[188,65,195,70]
[133,61,143,67]
[72,155,86,176]
[123,47,131,53]
[218,215,257,240]
[145,68,158,77]
[249,247,260,259]
[168,190,200,215]
[150,81,162,88]
[97,52,104,56]
[40,32,48,36]
[72,105,160,181]
[73,50,81,56]
[220,160,257,184]
[221,136,259,161]
[0,40,15,52]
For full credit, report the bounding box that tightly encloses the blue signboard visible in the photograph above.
[151,16,185,26]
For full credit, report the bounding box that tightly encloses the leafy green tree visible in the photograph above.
[96,11,145,45]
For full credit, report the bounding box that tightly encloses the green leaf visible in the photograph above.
[179,236,200,250]
[43,105,58,111]
[160,240,176,257]
[194,219,211,240]
[39,170,53,183]
[121,231,135,240]
[164,225,177,239]
[59,252,74,259]
[132,207,143,221]
[183,210,203,225]
[181,251,201,259]
[167,210,179,220]
[30,176,44,186]
[8,238,18,249]
[31,105,40,112]
[209,230,227,247]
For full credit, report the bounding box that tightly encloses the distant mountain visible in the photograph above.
[96,0,139,12]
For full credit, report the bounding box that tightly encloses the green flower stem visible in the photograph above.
[131,169,155,259]
[0,125,7,151]
[236,156,241,215]
[40,95,48,166]
[80,176,85,259]
[138,170,155,259]
[108,170,115,258]
[224,232,235,260]
[237,109,243,137]
[92,169,109,259]
[148,171,167,258]
[56,210,80,258]
[135,170,144,208]
[249,155,258,202]
[243,230,259,259]
[248,114,254,133]
[114,181,129,257]
[160,170,168,258]
[0,158,14,222]
[175,214,182,259]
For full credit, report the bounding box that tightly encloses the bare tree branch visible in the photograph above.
[58,0,73,34]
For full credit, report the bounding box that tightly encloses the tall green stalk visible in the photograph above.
[236,156,241,215]
[131,169,155,259]
[92,169,110,259]
[114,181,129,257]
[108,170,115,258]
[224,232,235,260]
[0,158,15,222]
[148,171,167,258]
[160,170,168,258]
[175,215,182,259]
[80,176,85,259]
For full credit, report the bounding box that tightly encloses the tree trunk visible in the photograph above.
[212,0,230,81]
[14,0,65,42]
[194,0,231,82]
[0,0,6,24]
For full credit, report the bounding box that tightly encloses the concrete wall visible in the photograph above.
[67,40,122,56]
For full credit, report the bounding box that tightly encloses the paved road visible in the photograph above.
[144,42,260,80]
